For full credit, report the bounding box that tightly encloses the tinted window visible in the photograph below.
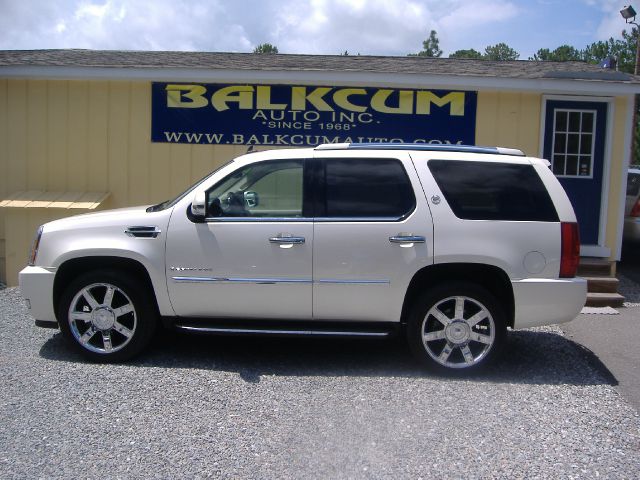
[206,160,303,218]
[627,173,640,197]
[320,158,415,219]
[428,160,559,222]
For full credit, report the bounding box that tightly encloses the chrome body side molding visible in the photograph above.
[172,276,313,284]
[171,277,389,285]
[316,279,390,285]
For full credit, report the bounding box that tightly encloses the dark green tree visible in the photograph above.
[583,38,620,67]
[620,28,640,73]
[483,42,520,61]
[581,29,638,73]
[449,48,483,59]
[410,30,443,57]
[531,44,582,61]
[582,38,614,63]
[253,43,279,54]
[531,48,552,61]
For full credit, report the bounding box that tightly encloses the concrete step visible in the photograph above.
[578,258,613,277]
[584,276,620,294]
[585,292,625,308]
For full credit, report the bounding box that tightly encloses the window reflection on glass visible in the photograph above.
[554,133,566,154]
[322,158,415,218]
[553,155,565,176]
[582,113,594,133]
[568,111,581,132]
[556,111,568,131]
[627,173,640,196]
[428,160,559,222]
[566,155,579,176]
[205,160,304,218]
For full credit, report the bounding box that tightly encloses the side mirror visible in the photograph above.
[244,191,259,207]
[190,191,206,220]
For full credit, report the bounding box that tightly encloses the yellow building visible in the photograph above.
[1,50,639,287]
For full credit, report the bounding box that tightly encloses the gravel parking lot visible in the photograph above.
[1,286,639,479]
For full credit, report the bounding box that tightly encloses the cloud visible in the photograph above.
[5,1,637,68]
[269,0,519,55]
[274,0,435,55]
[437,0,519,54]
[0,0,256,51]
[0,0,548,58]
[75,1,112,20]
[581,0,636,40]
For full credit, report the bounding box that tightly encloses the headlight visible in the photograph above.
[28,225,44,266]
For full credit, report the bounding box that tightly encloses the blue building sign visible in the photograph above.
[151,83,477,146]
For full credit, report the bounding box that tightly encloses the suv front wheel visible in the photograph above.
[407,283,506,372]
[57,269,157,362]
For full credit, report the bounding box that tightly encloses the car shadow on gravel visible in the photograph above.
[39,327,618,386]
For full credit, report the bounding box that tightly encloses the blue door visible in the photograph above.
[543,100,607,245]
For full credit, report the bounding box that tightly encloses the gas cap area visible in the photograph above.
[523,251,547,274]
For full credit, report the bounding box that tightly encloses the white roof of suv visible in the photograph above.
[314,143,526,157]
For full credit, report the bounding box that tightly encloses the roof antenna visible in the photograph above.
[246,145,254,153]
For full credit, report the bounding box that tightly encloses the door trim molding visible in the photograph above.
[616,94,636,261]
[171,276,313,284]
[539,95,614,251]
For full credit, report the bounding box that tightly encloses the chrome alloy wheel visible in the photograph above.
[67,283,137,354]
[421,295,495,369]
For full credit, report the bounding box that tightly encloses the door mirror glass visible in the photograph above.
[190,190,206,219]
[244,191,259,207]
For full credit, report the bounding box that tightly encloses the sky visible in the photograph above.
[0,0,635,59]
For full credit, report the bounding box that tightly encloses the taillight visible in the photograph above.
[560,222,580,278]
[631,198,640,217]
[28,225,44,266]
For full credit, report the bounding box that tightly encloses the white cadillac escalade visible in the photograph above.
[19,143,587,372]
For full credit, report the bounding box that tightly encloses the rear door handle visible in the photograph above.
[389,235,426,244]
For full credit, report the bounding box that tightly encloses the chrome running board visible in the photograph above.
[168,319,398,338]
[175,325,391,337]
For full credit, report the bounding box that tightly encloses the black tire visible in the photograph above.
[57,269,157,362]
[406,282,506,373]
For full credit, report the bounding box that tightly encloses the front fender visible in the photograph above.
[52,247,174,317]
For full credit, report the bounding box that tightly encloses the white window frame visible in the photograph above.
[550,108,597,179]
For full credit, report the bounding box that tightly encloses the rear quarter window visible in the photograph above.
[428,159,559,222]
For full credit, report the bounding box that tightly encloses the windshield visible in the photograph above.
[146,160,234,212]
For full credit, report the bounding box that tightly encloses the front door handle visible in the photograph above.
[389,235,426,244]
[269,235,306,245]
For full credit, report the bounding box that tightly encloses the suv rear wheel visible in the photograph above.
[57,269,157,362]
[407,283,506,372]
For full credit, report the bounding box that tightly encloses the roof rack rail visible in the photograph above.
[314,143,525,156]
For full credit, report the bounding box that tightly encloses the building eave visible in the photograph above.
[2,65,640,96]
